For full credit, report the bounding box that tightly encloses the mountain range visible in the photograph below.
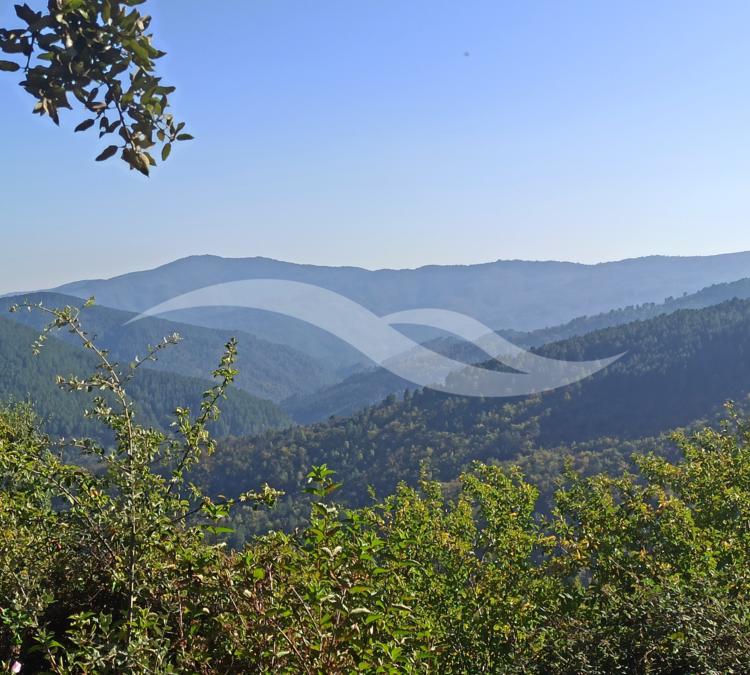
[50,252,750,361]
[3,253,750,434]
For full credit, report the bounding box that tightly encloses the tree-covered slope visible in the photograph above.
[287,277,750,423]
[0,293,337,402]
[200,298,750,531]
[515,275,750,346]
[6,386,750,672]
[283,336,489,423]
[0,315,290,439]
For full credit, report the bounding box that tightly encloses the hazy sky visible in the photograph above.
[2,0,750,293]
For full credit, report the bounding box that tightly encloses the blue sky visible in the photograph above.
[1,0,750,293]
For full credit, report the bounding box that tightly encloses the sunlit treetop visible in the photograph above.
[0,0,191,175]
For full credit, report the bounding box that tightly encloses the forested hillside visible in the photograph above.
[288,278,750,422]
[1,293,336,402]
[283,336,489,423]
[516,276,750,346]
[0,316,290,439]
[202,299,750,535]
[4,293,750,673]
[5,397,750,673]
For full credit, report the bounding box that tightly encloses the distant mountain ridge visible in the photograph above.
[52,252,750,334]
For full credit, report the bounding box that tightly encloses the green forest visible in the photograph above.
[286,277,750,423]
[199,298,750,538]
[2,298,750,672]
[0,315,290,440]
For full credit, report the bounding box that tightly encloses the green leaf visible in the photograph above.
[37,34,58,49]
[95,145,119,162]
[161,143,172,161]
[0,60,20,72]
[209,526,234,535]
[109,60,130,78]
[176,133,194,141]
[14,4,39,25]
[74,118,96,132]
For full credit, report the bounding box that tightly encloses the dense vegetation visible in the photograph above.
[0,314,289,439]
[288,278,750,423]
[1,301,750,672]
[513,276,750,347]
[202,298,750,536]
[1,293,336,403]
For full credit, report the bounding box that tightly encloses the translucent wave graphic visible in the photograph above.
[126,279,623,397]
